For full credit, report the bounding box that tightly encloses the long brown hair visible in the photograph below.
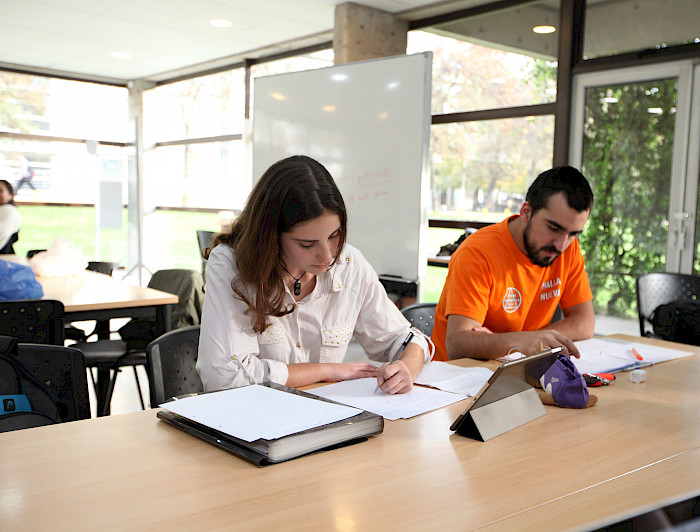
[205,155,347,333]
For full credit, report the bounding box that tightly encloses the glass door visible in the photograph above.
[570,61,700,319]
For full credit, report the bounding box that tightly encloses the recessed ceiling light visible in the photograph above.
[111,51,131,60]
[533,25,556,34]
[209,19,232,28]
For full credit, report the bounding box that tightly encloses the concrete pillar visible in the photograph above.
[333,2,408,65]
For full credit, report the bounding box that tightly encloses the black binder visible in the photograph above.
[157,382,384,466]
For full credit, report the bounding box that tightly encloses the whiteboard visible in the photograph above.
[252,52,432,286]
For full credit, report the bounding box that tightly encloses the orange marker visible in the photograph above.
[631,347,644,361]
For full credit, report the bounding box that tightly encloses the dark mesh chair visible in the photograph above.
[636,273,700,337]
[16,343,91,422]
[0,299,65,345]
[65,261,120,342]
[87,261,119,276]
[401,302,437,336]
[146,325,202,406]
[26,249,46,259]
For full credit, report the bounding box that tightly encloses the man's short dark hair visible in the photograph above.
[526,166,594,214]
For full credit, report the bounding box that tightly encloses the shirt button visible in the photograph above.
[297,344,301,349]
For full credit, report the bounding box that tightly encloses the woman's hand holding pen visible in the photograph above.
[376,343,424,394]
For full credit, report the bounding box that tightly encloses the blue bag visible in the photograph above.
[0,260,44,301]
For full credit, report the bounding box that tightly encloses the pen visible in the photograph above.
[613,361,653,372]
[374,331,414,394]
[631,347,644,361]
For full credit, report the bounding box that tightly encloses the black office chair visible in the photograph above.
[636,273,700,337]
[26,249,46,259]
[87,261,119,276]
[0,299,65,345]
[146,325,202,407]
[401,302,437,336]
[197,230,216,279]
[16,343,91,422]
[73,269,205,416]
[64,261,120,342]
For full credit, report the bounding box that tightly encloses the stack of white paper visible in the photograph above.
[160,385,362,442]
[415,362,493,396]
[572,337,694,374]
[308,377,466,420]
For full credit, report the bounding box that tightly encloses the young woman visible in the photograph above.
[0,180,20,255]
[197,155,432,393]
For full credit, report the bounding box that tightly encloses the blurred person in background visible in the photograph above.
[0,180,20,254]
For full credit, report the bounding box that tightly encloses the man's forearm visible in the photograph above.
[446,329,524,360]
[446,327,582,360]
[548,301,595,341]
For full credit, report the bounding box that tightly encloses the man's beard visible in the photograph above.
[523,221,561,267]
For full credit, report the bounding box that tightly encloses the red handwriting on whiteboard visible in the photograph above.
[342,167,393,204]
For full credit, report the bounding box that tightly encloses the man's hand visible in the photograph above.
[513,329,580,357]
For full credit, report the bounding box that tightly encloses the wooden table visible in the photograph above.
[1,335,698,531]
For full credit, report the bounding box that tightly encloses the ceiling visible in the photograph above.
[0,0,489,84]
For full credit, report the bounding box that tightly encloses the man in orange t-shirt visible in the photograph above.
[432,166,595,361]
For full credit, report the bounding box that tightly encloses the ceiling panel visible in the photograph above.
[0,0,487,83]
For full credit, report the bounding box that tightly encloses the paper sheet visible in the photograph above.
[415,362,493,396]
[571,338,695,374]
[307,378,467,420]
[160,385,362,442]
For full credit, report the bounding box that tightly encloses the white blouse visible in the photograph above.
[197,243,431,391]
[0,204,20,249]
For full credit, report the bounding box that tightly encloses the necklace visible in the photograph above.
[280,264,304,296]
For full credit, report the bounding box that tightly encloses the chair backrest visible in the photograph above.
[146,325,202,406]
[26,249,46,259]
[16,343,91,421]
[148,269,205,329]
[0,299,65,345]
[401,302,437,336]
[636,273,700,336]
[87,261,118,276]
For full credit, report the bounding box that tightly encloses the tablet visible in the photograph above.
[450,346,563,432]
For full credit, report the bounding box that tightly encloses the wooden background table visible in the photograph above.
[1,335,698,531]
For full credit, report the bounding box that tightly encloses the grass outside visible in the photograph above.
[13,205,459,300]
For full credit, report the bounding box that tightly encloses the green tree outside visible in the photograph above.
[580,79,677,318]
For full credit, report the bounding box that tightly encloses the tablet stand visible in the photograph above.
[454,387,546,442]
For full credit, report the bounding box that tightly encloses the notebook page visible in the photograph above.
[307,378,466,420]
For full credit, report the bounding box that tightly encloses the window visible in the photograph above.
[583,0,700,60]
[144,70,245,144]
[0,72,128,263]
